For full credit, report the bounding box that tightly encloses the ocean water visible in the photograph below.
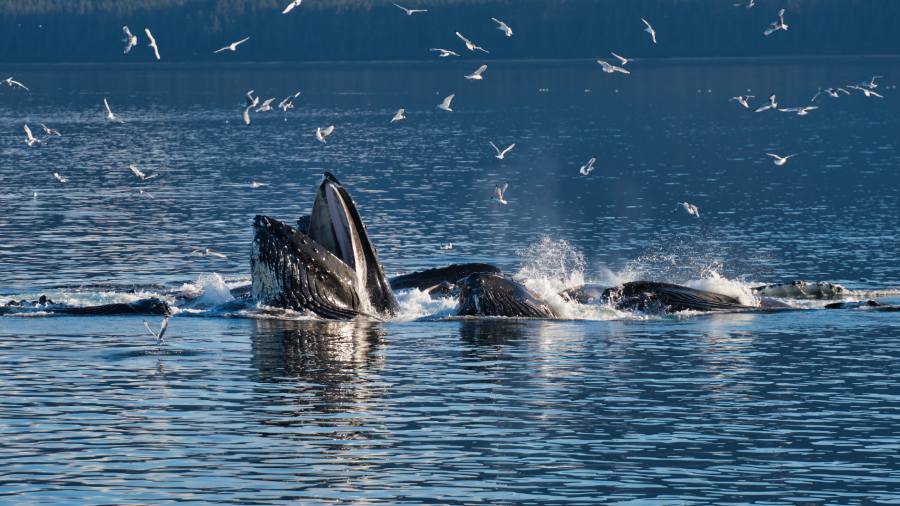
[2,59,900,503]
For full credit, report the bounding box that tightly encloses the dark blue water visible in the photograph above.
[2,59,900,503]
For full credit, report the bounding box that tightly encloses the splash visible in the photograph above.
[515,236,585,292]
[185,273,235,307]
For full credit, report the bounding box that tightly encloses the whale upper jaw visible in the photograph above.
[251,172,397,320]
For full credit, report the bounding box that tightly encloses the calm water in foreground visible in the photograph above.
[1,59,900,503]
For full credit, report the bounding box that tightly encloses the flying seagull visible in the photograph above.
[848,85,884,98]
[282,0,302,14]
[430,48,460,58]
[865,76,883,89]
[143,317,170,346]
[192,248,228,259]
[767,153,797,166]
[122,26,138,54]
[255,98,275,113]
[763,9,788,36]
[3,76,29,91]
[104,97,123,123]
[315,125,335,143]
[610,52,630,66]
[456,32,490,53]
[23,124,41,147]
[493,183,509,205]
[214,37,250,53]
[144,28,160,60]
[129,164,159,181]
[641,18,657,44]
[243,90,259,125]
[597,59,630,74]
[437,94,455,112]
[41,123,62,136]
[779,105,818,116]
[53,172,68,183]
[394,3,428,15]
[729,94,754,108]
[579,157,597,176]
[278,90,301,111]
[489,141,515,160]
[491,17,513,37]
[754,93,778,112]
[465,64,488,80]
[391,108,406,123]
[676,202,700,218]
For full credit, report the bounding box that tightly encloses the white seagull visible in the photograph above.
[193,248,228,260]
[23,124,41,147]
[814,87,849,100]
[610,52,630,66]
[391,108,406,123]
[491,17,513,37]
[430,48,460,58]
[129,164,159,181]
[41,123,62,136]
[438,94,455,112]
[53,172,68,183]
[779,105,818,116]
[394,3,428,15]
[865,76,883,89]
[754,93,778,112]
[315,125,335,143]
[243,90,259,125]
[579,157,597,176]
[143,317,170,346]
[730,94,754,108]
[767,153,798,166]
[214,37,250,53]
[763,9,788,36]
[278,90,301,111]
[489,141,515,160]
[493,183,509,205]
[144,28,160,60]
[282,0,303,14]
[255,97,275,113]
[597,59,630,74]
[122,26,138,54]
[677,202,700,218]
[456,32,490,53]
[848,85,884,98]
[3,76,29,91]
[641,18,657,44]
[465,64,488,80]
[104,97,123,123]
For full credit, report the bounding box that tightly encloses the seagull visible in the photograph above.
[763,8,788,36]
[394,3,428,15]
[767,153,798,166]
[3,76,29,91]
[122,26,138,54]
[730,94,754,108]
[491,17,513,37]
[579,157,597,176]
[129,164,159,181]
[734,0,756,7]
[465,64,488,80]
[754,93,778,112]
[53,172,68,184]
[315,125,335,143]
[144,28,160,60]
[40,123,62,136]
[193,248,228,259]
[848,85,884,98]
[815,87,849,100]
[610,52,630,66]
[143,317,170,346]
[250,181,269,188]
[676,202,700,218]
[441,242,453,250]
[779,105,818,116]
[278,90,301,111]
[456,32,490,53]
[103,97,123,123]
[214,36,250,53]
[391,108,406,123]
[493,183,508,205]
[865,76,883,89]
[430,48,460,58]
[23,124,41,147]
[641,18,657,44]
[437,94,455,112]
[243,90,259,125]
[282,0,302,14]
[489,141,515,160]
[255,98,275,112]
[138,189,154,199]
[597,59,630,74]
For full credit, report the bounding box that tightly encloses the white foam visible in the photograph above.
[394,288,459,322]
[188,273,235,307]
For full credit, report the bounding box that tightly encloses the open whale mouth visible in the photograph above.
[251,172,397,319]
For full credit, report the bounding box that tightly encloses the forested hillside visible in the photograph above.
[1,0,897,62]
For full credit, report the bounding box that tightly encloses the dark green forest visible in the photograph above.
[1,0,898,62]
